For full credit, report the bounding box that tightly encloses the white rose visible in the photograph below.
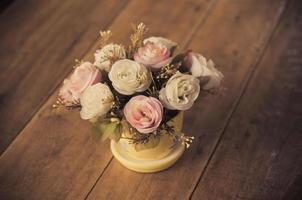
[159,72,200,110]
[94,43,126,72]
[144,36,177,50]
[80,83,113,120]
[109,59,151,95]
[185,52,224,90]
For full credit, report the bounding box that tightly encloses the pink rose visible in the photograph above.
[124,95,163,134]
[134,42,171,70]
[59,62,101,106]
[143,36,177,50]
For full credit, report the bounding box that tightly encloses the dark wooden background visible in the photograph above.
[0,0,301,199]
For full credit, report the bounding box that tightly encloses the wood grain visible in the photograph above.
[191,0,302,199]
[86,0,288,199]
[0,0,214,199]
[0,0,128,154]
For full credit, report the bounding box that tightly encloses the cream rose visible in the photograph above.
[184,52,223,90]
[108,59,152,95]
[59,62,101,106]
[80,83,114,120]
[94,43,126,72]
[144,36,177,50]
[159,72,200,110]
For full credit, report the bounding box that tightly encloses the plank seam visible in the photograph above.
[84,156,114,200]
[188,0,292,199]
[181,0,219,51]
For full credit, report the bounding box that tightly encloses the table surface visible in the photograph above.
[0,0,301,199]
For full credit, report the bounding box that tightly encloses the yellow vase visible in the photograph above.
[110,112,185,173]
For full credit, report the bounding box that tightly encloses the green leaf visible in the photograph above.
[101,122,117,141]
[91,120,122,142]
[91,124,103,141]
[134,135,160,151]
[108,123,122,142]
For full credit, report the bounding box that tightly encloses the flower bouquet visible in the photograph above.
[54,23,223,173]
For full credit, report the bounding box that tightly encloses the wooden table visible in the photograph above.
[0,0,301,199]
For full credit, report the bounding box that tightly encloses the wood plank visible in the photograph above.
[0,0,128,154]
[0,0,214,199]
[191,0,302,199]
[86,0,288,199]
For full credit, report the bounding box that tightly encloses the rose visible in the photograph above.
[124,95,163,134]
[159,72,200,110]
[184,52,223,90]
[108,59,151,95]
[80,83,113,120]
[134,36,177,70]
[59,62,101,106]
[160,72,200,110]
[184,52,224,90]
[134,42,171,70]
[144,36,177,50]
[94,43,126,72]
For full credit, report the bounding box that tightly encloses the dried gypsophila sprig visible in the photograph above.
[179,134,194,148]
[156,122,175,136]
[125,133,151,145]
[158,63,180,78]
[120,124,151,145]
[100,44,126,65]
[154,63,180,88]
[52,97,81,110]
[127,22,148,58]
[156,122,194,149]
[99,30,112,48]
[52,98,65,109]
[168,133,194,149]
[72,59,85,69]
[146,72,160,97]
[146,64,178,98]
[116,118,158,145]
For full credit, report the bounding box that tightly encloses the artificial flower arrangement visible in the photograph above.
[54,23,223,172]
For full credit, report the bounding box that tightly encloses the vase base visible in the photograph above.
[110,140,185,173]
